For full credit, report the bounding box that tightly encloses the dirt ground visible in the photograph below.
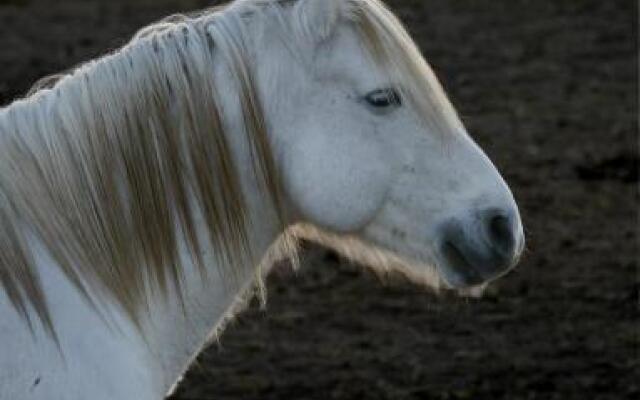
[0,0,637,399]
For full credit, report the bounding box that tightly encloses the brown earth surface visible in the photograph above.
[0,0,637,399]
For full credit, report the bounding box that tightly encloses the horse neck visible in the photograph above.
[134,72,283,399]
[134,29,286,393]
[23,164,283,399]
[0,30,286,400]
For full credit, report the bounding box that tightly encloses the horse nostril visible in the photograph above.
[437,211,522,289]
[487,213,515,256]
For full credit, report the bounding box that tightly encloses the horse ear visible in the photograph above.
[293,0,342,42]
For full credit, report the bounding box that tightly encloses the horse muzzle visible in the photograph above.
[436,208,525,288]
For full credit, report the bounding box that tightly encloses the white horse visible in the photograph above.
[0,0,524,399]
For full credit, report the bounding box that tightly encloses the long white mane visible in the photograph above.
[0,0,461,335]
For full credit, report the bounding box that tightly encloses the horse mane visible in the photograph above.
[0,0,461,335]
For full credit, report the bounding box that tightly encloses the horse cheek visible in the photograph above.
[284,128,392,232]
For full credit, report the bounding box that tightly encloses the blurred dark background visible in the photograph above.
[0,0,637,399]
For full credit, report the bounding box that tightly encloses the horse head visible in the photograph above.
[261,0,525,289]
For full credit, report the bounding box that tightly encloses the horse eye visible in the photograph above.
[364,88,402,109]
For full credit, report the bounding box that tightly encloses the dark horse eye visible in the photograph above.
[364,88,402,108]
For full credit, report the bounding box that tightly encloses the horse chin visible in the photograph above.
[288,223,445,291]
[455,284,489,298]
[433,261,491,297]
